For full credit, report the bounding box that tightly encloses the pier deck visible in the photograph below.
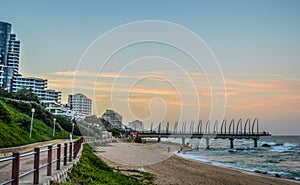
[136,118,271,148]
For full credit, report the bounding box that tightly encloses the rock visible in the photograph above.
[254,170,267,174]
[275,174,281,178]
[261,143,271,147]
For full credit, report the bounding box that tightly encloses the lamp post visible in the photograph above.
[29,108,35,138]
[52,118,56,137]
[87,125,90,142]
[72,123,75,135]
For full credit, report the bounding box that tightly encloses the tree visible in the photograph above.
[13,88,40,103]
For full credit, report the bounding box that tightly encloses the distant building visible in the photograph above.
[0,21,20,90]
[102,109,122,128]
[42,100,74,116]
[68,93,92,117]
[12,76,61,103]
[0,21,61,104]
[128,120,144,131]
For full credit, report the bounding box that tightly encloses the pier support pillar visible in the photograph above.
[206,138,210,149]
[157,137,161,143]
[182,138,185,146]
[253,138,258,148]
[229,138,234,149]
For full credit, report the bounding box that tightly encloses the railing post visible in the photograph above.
[73,140,77,159]
[47,145,52,176]
[69,142,73,162]
[12,151,20,185]
[64,143,67,166]
[57,144,61,170]
[33,147,40,185]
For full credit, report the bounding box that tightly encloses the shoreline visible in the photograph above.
[161,139,300,182]
[175,152,300,184]
[95,141,299,185]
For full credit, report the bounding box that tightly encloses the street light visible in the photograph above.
[52,118,56,137]
[87,125,90,137]
[29,108,35,138]
[72,123,75,135]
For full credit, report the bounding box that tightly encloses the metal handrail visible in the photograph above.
[0,138,84,185]
[0,178,14,185]
[0,156,15,162]
[19,169,35,178]
[20,151,36,158]
[39,163,49,169]
[40,148,49,153]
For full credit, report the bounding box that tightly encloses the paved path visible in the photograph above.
[0,139,80,184]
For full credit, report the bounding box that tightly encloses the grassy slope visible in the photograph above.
[62,144,149,185]
[0,97,69,148]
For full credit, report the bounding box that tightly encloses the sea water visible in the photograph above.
[166,136,300,181]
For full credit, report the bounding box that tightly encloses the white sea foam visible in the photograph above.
[268,171,290,176]
[271,142,297,152]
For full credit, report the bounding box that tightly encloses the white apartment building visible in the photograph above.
[12,76,61,103]
[68,93,92,117]
[42,100,74,116]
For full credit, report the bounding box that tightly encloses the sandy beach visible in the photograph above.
[95,141,300,185]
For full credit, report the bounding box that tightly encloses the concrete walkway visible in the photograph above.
[0,139,69,158]
[0,139,82,185]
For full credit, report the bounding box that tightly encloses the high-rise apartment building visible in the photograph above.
[0,21,20,90]
[0,20,61,103]
[68,93,92,117]
[6,34,20,90]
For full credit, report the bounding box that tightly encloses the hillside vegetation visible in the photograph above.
[0,97,71,148]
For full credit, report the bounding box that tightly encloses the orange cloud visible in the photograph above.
[43,71,300,118]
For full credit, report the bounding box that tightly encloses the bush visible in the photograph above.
[134,136,143,143]
[0,101,12,124]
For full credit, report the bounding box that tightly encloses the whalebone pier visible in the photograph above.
[137,118,271,149]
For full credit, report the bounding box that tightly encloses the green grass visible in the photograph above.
[0,97,69,148]
[62,144,152,185]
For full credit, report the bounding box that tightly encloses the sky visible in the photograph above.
[0,0,299,134]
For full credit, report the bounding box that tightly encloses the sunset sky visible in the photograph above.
[1,0,299,134]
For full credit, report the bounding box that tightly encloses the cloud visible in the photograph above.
[43,70,300,115]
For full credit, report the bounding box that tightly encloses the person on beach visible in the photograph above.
[69,132,72,143]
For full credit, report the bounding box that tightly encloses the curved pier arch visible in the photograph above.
[213,120,218,133]
[197,120,202,134]
[205,120,211,134]
[236,119,243,135]
[174,121,178,134]
[166,122,169,134]
[190,121,194,134]
[252,118,259,134]
[229,119,235,134]
[244,119,251,134]
[221,120,226,134]
[181,122,187,134]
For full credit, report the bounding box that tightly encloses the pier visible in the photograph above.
[137,118,271,148]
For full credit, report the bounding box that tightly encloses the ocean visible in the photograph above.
[166,136,300,181]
